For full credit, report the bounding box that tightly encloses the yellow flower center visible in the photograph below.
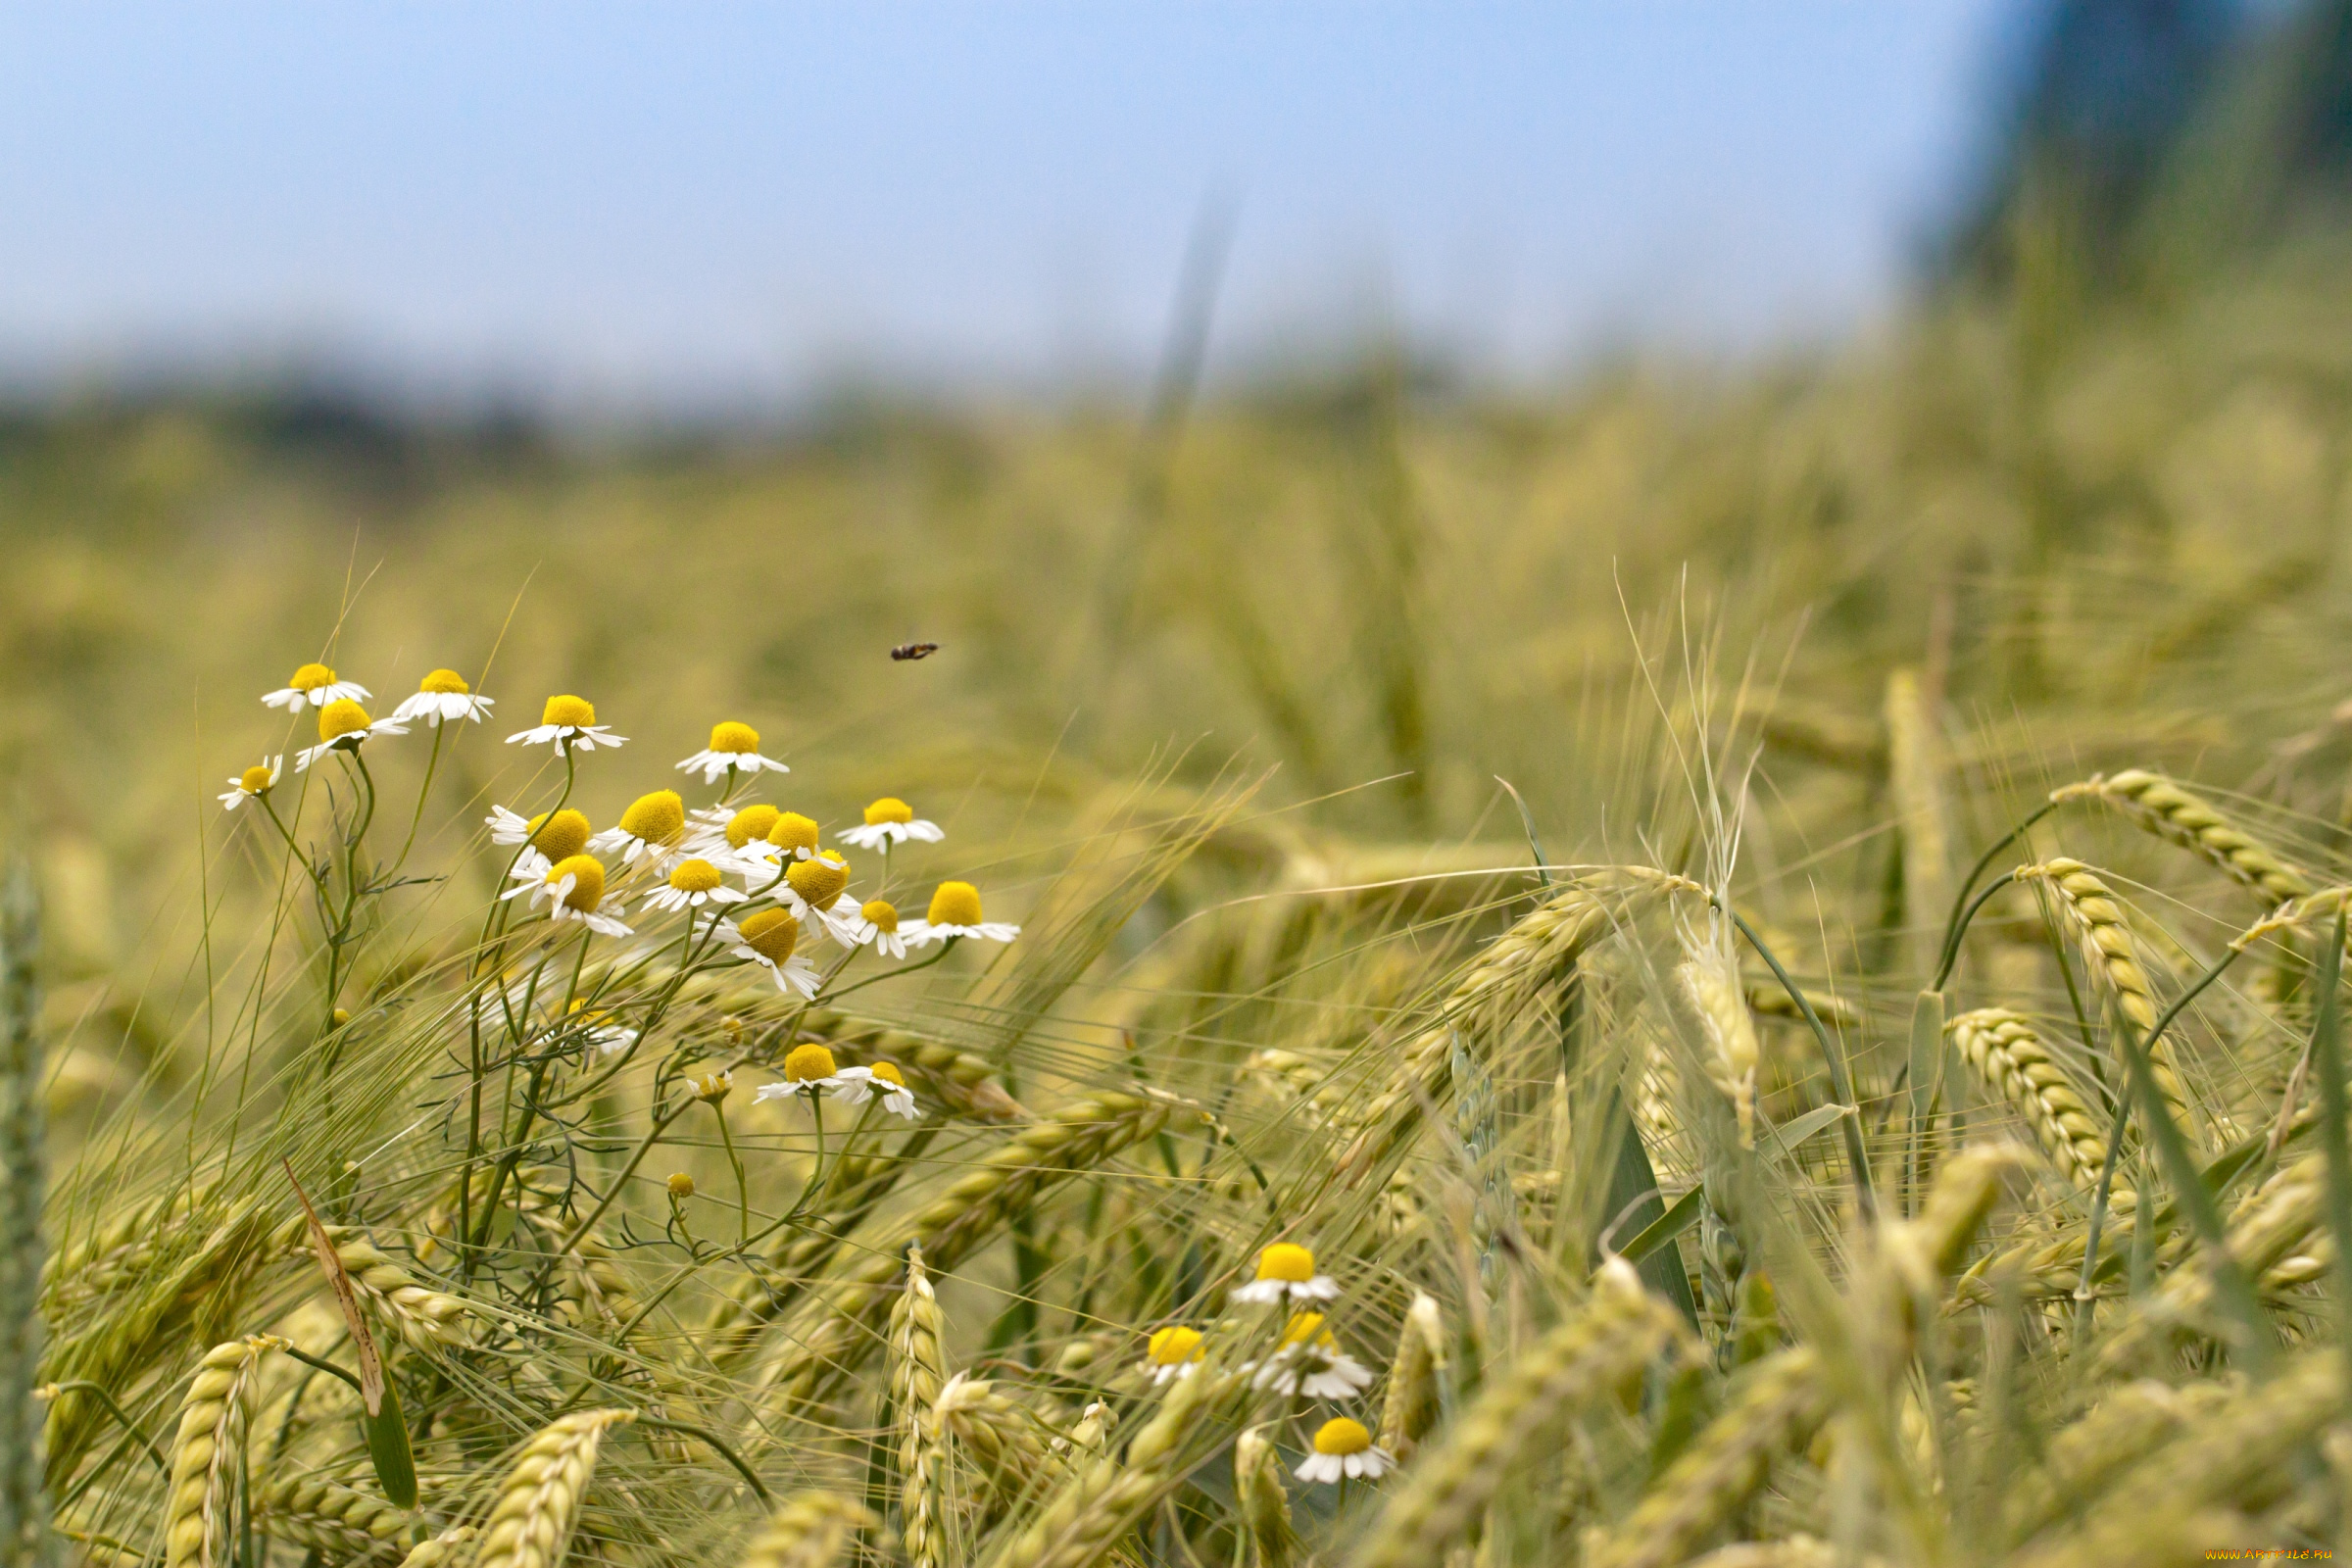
[541,694,597,727]
[527,809,592,862]
[783,1042,837,1082]
[238,764,274,794]
[864,797,915,826]
[1278,1312,1336,1351]
[1312,1417,1371,1457]
[788,853,850,907]
[860,899,899,933]
[668,858,724,894]
[870,1060,906,1088]
[666,1172,696,1200]
[1148,1325,1205,1366]
[710,720,760,754]
[725,804,780,849]
[1255,1243,1315,1284]
[618,790,686,845]
[318,699,373,742]
[419,667,470,694]
[767,811,819,855]
[545,855,607,912]
[289,662,336,692]
[737,907,801,964]
[927,881,984,927]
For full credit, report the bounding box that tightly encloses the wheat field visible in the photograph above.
[9,252,2352,1567]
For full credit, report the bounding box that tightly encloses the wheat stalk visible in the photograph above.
[470,1408,635,1568]
[1946,1009,2109,1187]
[2053,770,2313,902]
[162,1334,284,1568]
[1353,1262,1688,1568]
[2016,858,2196,1136]
[734,1493,876,1568]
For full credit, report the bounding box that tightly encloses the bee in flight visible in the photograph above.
[891,642,940,662]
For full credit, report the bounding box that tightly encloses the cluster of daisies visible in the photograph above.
[1141,1242,1394,1486]
[225,662,1023,1120]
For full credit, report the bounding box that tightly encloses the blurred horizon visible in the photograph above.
[3,1,2016,421]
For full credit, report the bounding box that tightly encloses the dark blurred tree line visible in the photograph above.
[1953,0,2352,295]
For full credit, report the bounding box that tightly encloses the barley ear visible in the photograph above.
[1375,1292,1445,1461]
[2053,769,2313,902]
[1584,1347,1830,1568]
[1946,1009,2108,1187]
[1353,1262,1687,1568]
[163,1335,286,1568]
[252,1471,409,1562]
[735,1493,878,1568]
[889,1246,947,1498]
[1234,1426,1297,1568]
[2017,858,2196,1137]
[469,1408,635,1568]
[397,1528,477,1568]
[0,861,44,1568]
[1673,945,1760,1148]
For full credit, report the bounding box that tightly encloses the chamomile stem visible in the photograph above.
[712,1099,750,1246]
[824,936,957,1003]
[391,722,448,872]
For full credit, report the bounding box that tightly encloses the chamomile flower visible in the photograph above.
[295,699,409,771]
[1140,1325,1206,1385]
[219,757,282,810]
[845,899,911,959]
[901,882,1020,948]
[486,806,592,877]
[1250,1312,1374,1399]
[837,797,944,851]
[717,908,821,997]
[1232,1243,1339,1304]
[676,720,788,784]
[686,802,779,859]
[733,810,823,885]
[391,667,494,726]
[263,662,369,711]
[505,854,631,938]
[640,858,747,912]
[753,1041,853,1102]
[1296,1418,1393,1485]
[590,790,688,867]
[507,694,626,754]
[829,1061,919,1119]
[781,852,862,944]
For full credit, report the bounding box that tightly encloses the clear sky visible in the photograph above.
[0,2,2017,413]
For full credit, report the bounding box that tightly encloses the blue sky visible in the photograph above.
[0,2,2015,411]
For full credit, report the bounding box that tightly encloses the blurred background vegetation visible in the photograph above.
[16,0,2352,1119]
